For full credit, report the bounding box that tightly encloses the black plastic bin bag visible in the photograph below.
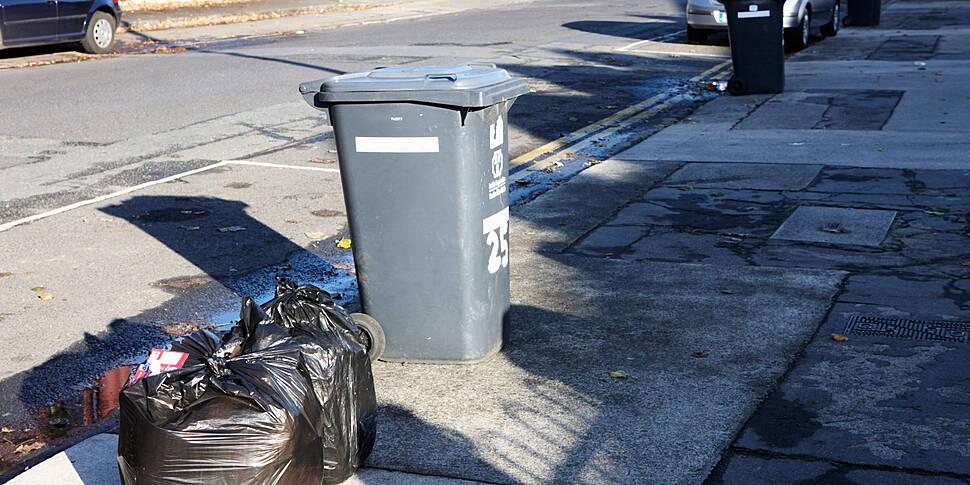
[118,277,377,484]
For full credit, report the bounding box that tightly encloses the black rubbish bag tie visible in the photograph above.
[205,356,232,378]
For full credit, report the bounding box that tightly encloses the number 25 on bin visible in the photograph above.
[483,207,510,274]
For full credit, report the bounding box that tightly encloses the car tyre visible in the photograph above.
[80,11,116,54]
[785,9,811,51]
[821,1,840,37]
[686,25,711,44]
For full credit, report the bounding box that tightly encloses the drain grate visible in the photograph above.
[844,315,970,343]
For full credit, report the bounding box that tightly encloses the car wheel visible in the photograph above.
[821,1,840,37]
[80,11,116,54]
[686,25,711,44]
[785,9,811,51]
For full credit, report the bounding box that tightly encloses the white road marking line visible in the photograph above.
[617,29,688,52]
[0,160,340,233]
[223,160,341,172]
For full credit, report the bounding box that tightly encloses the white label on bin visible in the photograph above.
[712,10,727,23]
[483,207,510,274]
[354,136,439,153]
[738,10,770,18]
[489,116,504,149]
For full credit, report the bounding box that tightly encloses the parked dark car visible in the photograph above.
[0,0,121,54]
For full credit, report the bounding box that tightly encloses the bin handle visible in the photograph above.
[425,73,458,82]
[467,63,497,69]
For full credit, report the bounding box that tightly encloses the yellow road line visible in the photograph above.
[510,61,731,170]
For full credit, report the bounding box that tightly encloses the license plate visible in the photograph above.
[712,10,727,23]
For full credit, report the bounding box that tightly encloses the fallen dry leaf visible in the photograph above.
[310,158,337,164]
[832,334,849,342]
[312,210,342,217]
[99,217,114,222]
[38,293,54,301]
[678,186,694,191]
[0,272,12,278]
[15,440,44,454]
[691,351,709,358]
[720,289,735,295]
[285,219,301,224]
[305,232,332,240]
[31,286,46,292]
[218,226,246,233]
[336,238,352,249]
[608,370,630,379]
[159,276,210,288]
[332,264,354,270]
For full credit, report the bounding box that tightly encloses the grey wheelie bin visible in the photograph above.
[299,64,529,364]
[723,0,785,95]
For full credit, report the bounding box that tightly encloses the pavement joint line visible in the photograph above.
[509,60,730,174]
[0,160,339,234]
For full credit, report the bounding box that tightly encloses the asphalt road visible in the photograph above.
[0,0,728,222]
[0,0,730,468]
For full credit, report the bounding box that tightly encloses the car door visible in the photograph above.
[1,0,58,44]
[56,0,89,37]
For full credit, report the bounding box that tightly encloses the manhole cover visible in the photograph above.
[771,206,896,246]
[843,315,970,343]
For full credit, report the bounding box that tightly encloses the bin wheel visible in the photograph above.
[350,313,385,362]
[727,78,745,96]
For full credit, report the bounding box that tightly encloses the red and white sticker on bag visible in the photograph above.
[129,349,189,385]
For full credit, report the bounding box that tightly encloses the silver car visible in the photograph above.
[686,0,841,50]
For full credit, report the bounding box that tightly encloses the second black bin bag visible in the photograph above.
[118,277,377,484]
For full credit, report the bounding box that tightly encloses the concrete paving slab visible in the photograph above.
[572,225,644,255]
[707,452,969,485]
[513,159,681,253]
[770,206,897,247]
[366,253,845,484]
[618,126,970,168]
[664,162,822,191]
[733,302,970,476]
[734,90,902,131]
[839,269,970,320]
[627,186,790,238]
[625,229,751,265]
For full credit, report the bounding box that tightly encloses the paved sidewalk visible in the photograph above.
[7,0,970,483]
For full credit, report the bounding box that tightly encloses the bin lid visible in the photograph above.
[299,64,530,109]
